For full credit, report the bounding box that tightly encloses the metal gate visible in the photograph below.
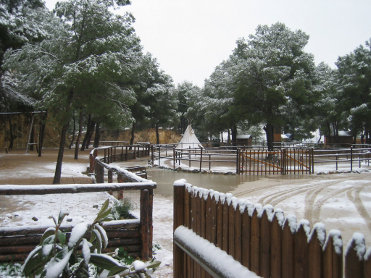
[237,148,314,175]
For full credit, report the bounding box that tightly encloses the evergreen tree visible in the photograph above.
[2,0,141,183]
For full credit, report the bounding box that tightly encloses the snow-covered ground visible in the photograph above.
[1,149,371,277]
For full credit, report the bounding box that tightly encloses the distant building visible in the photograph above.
[236,134,252,146]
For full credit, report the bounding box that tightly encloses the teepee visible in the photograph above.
[176,125,203,149]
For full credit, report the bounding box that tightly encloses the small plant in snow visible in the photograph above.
[22,199,160,278]
[110,198,134,220]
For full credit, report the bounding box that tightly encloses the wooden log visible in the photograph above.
[0,235,41,246]
[0,245,35,254]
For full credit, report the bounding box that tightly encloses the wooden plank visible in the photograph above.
[222,200,229,253]
[270,213,282,278]
[250,209,260,275]
[345,235,365,278]
[228,202,235,257]
[216,196,223,249]
[308,227,325,278]
[260,209,271,277]
[241,206,251,268]
[173,182,185,278]
[364,250,371,278]
[281,219,295,278]
[294,223,309,278]
[323,232,343,278]
[234,204,242,262]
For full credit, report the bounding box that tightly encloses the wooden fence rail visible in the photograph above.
[173,181,371,278]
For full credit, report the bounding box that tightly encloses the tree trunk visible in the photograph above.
[155,123,160,145]
[53,90,73,184]
[38,112,47,157]
[130,122,136,145]
[69,114,76,149]
[74,111,83,160]
[231,125,237,146]
[81,116,95,151]
[53,122,69,184]
[264,122,274,151]
[8,117,14,150]
[93,122,100,148]
[227,129,231,145]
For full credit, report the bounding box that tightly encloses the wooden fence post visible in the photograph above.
[140,189,153,260]
[95,163,104,183]
[173,148,176,170]
[200,148,203,172]
[236,149,240,174]
[174,181,186,277]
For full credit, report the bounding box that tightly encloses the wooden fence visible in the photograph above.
[238,148,314,175]
[0,180,156,262]
[0,144,155,262]
[173,181,371,278]
[314,146,371,171]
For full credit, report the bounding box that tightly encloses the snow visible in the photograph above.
[45,249,73,278]
[174,226,260,278]
[133,260,146,271]
[68,222,88,248]
[346,232,366,260]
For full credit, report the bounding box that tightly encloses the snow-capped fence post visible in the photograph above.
[323,231,343,278]
[173,180,186,277]
[345,233,366,278]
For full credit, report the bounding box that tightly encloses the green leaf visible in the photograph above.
[97,199,109,218]
[22,246,45,276]
[94,223,108,249]
[58,211,69,224]
[57,230,66,245]
[90,253,128,276]
[146,260,161,270]
[91,229,102,253]
[40,227,56,244]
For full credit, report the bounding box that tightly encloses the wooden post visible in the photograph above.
[200,148,203,172]
[140,189,153,260]
[95,163,104,183]
[174,181,186,277]
[173,148,176,170]
[236,149,240,174]
[350,146,353,172]
[26,114,35,153]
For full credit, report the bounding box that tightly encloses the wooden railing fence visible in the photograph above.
[238,148,314,175]
[0,144,155,262]
[173,181,371,278]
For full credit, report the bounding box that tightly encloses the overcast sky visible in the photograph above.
[45,0,371,87]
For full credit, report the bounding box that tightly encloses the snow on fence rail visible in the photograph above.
[173,180,371,278]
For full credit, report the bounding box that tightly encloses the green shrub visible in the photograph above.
[22,199,160,278]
